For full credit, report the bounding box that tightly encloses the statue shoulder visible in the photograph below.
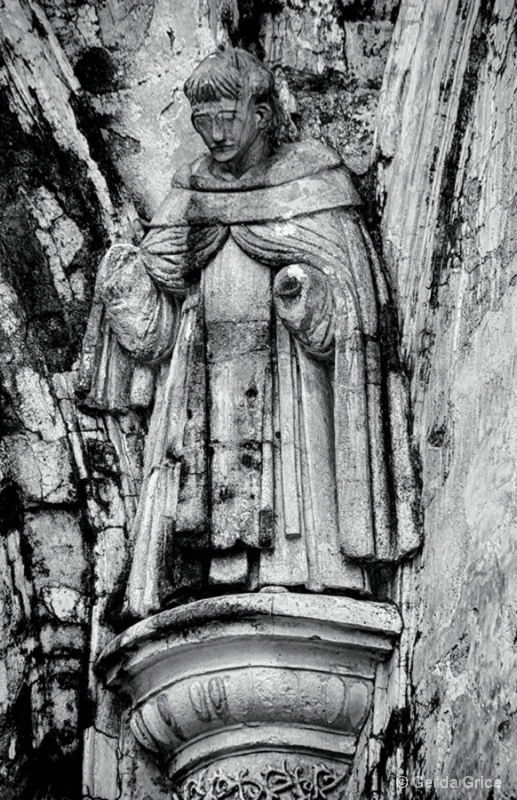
[169,140,356,193]
[271,139,343,182]
[170,156,208,189]
[265,141,361,206]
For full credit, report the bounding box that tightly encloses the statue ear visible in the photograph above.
[191,113,201,134]
[254,100,272,130]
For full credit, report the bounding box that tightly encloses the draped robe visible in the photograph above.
[79,140,421,619]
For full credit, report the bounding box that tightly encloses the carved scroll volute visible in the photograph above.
[98,594,401,793]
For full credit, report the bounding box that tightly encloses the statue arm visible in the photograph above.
[97,243,181,364]
[273,264,335,359]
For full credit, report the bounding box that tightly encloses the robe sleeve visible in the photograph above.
[97,243,179,364]
[78,216,227,413]
[78,241,185,413]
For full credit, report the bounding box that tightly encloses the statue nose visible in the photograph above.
[212,120,225,141]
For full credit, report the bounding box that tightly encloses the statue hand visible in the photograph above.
[274,270,303,301]
[273,264,335,358]
[273,264,320,331]
[98,244,143,304]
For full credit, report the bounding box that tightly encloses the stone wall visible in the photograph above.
[376,0,517,795]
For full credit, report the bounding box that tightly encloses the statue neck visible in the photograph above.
[210,134,272,180]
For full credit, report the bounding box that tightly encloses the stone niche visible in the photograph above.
[98,593,401,797]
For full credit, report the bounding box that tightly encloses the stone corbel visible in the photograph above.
[97,593,402,798]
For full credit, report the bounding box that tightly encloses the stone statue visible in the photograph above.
[79,47,420,620]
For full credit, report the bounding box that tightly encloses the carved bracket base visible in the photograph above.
[98,593,401,794]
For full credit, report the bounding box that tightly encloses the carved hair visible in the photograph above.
[184,47,287,147]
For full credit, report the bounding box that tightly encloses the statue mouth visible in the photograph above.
[211,144,237,154]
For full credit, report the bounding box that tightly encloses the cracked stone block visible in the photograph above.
[1,434,75,505]
[40,586,88,624]
[345,21,394,87]
[28,186,63,229]
[23,511,86,592]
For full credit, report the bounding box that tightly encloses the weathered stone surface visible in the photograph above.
[39,0,216,214]
[261,0,399,174]
[1,2,213,798]
[0,528,34,797]
[99,593,401,788]
[373,0,517,793]
[173,755,350,800]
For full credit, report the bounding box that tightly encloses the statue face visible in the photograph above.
[191,96,264,165]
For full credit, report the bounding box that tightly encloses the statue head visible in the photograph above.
[184,48,284,174]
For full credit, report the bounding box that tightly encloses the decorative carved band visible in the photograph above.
[173,763,347,800]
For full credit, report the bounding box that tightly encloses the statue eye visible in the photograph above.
[193,115,211,131]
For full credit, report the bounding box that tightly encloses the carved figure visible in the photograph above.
[79,48,420,619]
